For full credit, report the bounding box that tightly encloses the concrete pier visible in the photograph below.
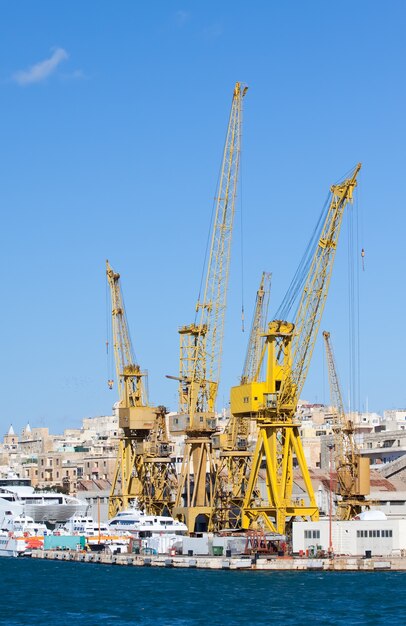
[29,550,406,571]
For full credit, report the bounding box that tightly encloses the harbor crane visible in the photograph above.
[322,330,370,520]
[171,82,247,532]
[106,261,177,518]
[210,272,272,531]
[230,164,362,534]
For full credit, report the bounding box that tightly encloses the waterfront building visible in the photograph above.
[292,513,406,557]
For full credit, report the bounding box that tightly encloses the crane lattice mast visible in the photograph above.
[209,272,272,531]
[241,272,272,385]
[230,164,361,534]
[107,261,177,517]
[172,82,247,532]
[323,330,370,520]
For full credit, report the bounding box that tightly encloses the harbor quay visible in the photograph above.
[30,549,406,571]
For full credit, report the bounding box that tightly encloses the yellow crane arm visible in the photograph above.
[278,163,361,410]
[241,272,272,385]
[106,260,147,407]
[179,82,248,421]
[322,330,349,465]
[323,330,370,510]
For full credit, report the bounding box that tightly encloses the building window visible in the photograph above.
[304,530,320,539]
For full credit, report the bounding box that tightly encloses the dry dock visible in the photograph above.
[30,550,406,571]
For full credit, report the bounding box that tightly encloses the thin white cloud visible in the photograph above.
[13,48,68,85]
[175,10,191,27]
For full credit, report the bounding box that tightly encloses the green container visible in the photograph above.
[213,546,224,556]
[44,535,86,550]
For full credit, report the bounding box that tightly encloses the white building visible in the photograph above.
[383,409,406,431]
[292,512,406,557]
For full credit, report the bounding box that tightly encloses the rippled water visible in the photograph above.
[1,558,406,625]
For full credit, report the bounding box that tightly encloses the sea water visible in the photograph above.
[1,558,406,625]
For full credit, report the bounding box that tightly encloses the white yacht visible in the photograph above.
[62,514,131,553]
[64,515,111,537]
[108,507,187,534]
[2,513,47,537]
[108,507,188,554]
[0,475,87,524]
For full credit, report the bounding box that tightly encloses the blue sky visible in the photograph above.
[0,1,405,433]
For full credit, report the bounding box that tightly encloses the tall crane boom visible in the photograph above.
[107,261,177,517]
[323,330,370,520]
[173,82,247,532]
[178,81,248,420]
[107,261,148,408]
[241,272,272,384]
[278,163,362,412]
[230,164,362,534]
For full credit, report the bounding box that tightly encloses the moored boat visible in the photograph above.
[0,474,87,524]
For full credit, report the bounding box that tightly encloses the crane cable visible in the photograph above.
[194,124,227,326]
[240,118,245,333]
[105,274,114,389]
[275,166,361,325]
[347,182,361,416]
[276,191,330,321]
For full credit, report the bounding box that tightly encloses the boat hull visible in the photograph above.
[24,502,87,523]
[0,536,27,557]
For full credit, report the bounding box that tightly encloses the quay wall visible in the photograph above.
[30,550,406,571]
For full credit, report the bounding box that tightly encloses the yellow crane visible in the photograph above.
[241,272,272,385]
[172,82,248,532]
[322,330,370,520]
[210,272,272,531]
[106,261,177,517]
[230,163,362,534]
